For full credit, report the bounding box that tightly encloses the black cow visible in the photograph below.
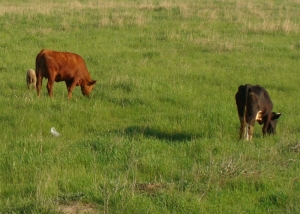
[235,84,281,141]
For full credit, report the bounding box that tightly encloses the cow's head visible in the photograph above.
[81,80,96,97]
[267,112,281,134]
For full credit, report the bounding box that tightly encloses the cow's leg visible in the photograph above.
[47,79,54,97]
[239,117,246,140]
[242,117,255,141]
[65,80,74,99]
[262,115,271,136]
[247,121,255,141]
[65,79,77,99]
[240,121,253,141]
[246,107,259,141]
[36,75,43,97]
[65,80,72,91]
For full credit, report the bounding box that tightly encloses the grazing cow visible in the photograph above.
[35,49,96,99]
[26,69,37,89]
[235,84,281,141]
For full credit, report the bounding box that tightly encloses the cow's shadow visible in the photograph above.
[123,125,200,142]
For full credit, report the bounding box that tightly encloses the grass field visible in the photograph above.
[1,0,300,213]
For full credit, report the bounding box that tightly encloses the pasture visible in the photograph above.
[0,0,300,213]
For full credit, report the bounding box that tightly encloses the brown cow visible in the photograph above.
[235,84,281,141]
[35,49,96,99]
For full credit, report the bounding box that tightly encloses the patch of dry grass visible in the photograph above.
[58,202,98,214]
[135,182,166,195]
[235,1,300,34]
[1,0,299,34]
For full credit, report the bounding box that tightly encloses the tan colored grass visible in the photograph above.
[0,0,298,33]
[244,19,299,34]
[135,12,147,26]
[0,3,53,15]
[58,202,98,214]
[235,1,300,34]
[135,182,165,194]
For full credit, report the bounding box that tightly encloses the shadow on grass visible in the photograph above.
[123,125,202,142]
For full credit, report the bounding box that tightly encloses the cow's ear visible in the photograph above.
[88,80,96,86]
[271,112,281,120]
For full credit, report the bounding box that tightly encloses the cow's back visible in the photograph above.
[248,85,273,110]
[36,49,92,82]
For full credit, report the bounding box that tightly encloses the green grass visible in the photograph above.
[1,0,300,213]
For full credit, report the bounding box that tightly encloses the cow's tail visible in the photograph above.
[240,84,252,140]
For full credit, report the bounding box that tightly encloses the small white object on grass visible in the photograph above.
[50,127,60,137]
